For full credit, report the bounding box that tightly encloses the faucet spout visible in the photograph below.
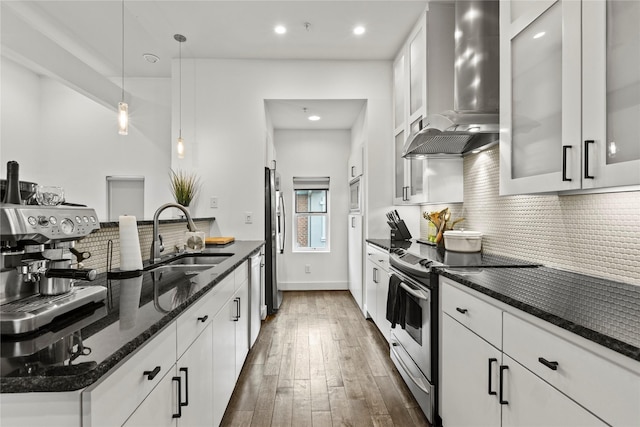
[150,203,197,264]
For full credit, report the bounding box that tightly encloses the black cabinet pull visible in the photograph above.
[538,357,559,371]
[172,376,182,418]
[143,366,161,380]
[488,358,497,396]
[179,367,189,407]
[499,365,509,405]
[562,145,572,181]
[351,166,356,177]
[233,297,240,321]
[456,307,468,314]
[197,315,208,323]
[584,140,595,179]
[373,267,379,284]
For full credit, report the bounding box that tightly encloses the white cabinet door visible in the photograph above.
[374,270,391,343]
[500,0,582,195]
[234,282,249,379]
[123,368,177,427]
[440,313,502,427]
[501,355,607,427]
[582,0,640,189]
[347,214,363,313]
[365,257,377,320]
[249,253,262,348]
[177,324,214,427]
[212,297,237,427]
[348,145,364,180]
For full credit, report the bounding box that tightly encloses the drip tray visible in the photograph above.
[0,286,107,335]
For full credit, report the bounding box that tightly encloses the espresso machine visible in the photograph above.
[0,203,106,335]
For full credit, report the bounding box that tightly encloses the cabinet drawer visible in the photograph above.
[177,289,214,357]
[441,281,503,349]
[81,324,177,427]
[209,273,235,316]
[503,313,640,426]
[367,246,389,271]
[234,260,248,290]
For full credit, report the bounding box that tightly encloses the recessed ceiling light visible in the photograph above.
[143,53,160,63]
[308,115,321,121]
[275,25,287,35]
[353,26,366,36]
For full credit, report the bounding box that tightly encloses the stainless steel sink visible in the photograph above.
[148,264,216,275]
[166,253,232,266]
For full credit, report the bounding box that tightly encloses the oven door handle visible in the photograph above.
[400,282,429,301]
[390,342,430,395]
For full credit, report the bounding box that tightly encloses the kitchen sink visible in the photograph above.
[148,264,216,275]
[166,253,232,266]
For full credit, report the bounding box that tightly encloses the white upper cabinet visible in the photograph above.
[500,0,640,195]
[393,4,461,205]
[582,0,640,189]
[348,144,364,181]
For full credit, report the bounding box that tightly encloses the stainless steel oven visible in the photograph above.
[389,265,435,423]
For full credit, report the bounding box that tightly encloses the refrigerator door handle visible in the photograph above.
[278,193,285,254]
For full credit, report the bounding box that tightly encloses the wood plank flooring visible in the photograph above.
[221,290,431,427]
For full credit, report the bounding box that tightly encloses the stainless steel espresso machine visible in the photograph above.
[0,203,106,335]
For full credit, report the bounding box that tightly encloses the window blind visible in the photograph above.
[292,176,330,190]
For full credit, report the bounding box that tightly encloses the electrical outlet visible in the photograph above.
[305,264,311,274]
[210,197,218,208]
[245,212,253,224]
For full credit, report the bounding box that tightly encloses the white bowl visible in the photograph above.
[443,230,482,253]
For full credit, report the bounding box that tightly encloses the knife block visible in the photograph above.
[390,220,412,241]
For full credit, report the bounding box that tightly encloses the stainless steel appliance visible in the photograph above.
[1,203,105,335]
[264,167,284,314]
[388,241,539,426]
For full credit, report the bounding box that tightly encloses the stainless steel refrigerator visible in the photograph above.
[265,167,284,314]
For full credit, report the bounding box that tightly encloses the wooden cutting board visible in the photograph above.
[205,236,235,245]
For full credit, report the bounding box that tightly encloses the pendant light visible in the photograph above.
[175,34,186,159]
[118,0,128,135]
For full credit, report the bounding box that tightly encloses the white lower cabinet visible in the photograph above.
[439,277,638,427]
[364,244,391,342]
[123,323,213,427]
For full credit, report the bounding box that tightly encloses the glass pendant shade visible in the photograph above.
[177,136,185,159]
[118,101,129,135]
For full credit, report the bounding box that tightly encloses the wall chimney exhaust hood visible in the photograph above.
[403,0,500,158]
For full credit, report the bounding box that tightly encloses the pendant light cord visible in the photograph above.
[179,39,182,138]
[121,0,125,101]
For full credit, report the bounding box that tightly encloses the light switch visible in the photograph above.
[245,212,253,224]
[210,197,218,208]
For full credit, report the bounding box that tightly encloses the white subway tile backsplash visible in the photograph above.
[75,220,213,273]
[419,146,640,285]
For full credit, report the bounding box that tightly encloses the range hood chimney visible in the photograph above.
[403,0,500,158]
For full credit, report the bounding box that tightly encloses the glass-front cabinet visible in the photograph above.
[500,0,640,195]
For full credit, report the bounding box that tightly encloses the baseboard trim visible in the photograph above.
[278,281,348,291]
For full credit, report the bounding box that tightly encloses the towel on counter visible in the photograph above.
[386,275,406,328]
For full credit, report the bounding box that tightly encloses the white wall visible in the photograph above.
[0,58,173,221]
[275,129,350,290]
[173,58,394,240]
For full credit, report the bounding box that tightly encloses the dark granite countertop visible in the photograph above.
[99,216,216,228]
[366,239,391,251]
[0,241,264,393]
[439,267,640,361]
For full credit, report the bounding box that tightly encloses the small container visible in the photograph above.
[36,185,65,206]
[443,230,483,253]
[185,231,206,253]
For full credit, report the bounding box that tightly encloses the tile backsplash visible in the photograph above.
[75,220,213,273]
[420,145,640,285]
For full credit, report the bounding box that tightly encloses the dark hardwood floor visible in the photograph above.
[221,290,431,427]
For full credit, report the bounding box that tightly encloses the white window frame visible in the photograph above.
[292,181,330,253]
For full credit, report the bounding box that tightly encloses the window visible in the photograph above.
[293,177,330,252]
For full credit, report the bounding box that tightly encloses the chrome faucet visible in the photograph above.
[150,203,197,263]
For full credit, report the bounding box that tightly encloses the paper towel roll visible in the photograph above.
[119,215,143,271]
[119,275,143,330]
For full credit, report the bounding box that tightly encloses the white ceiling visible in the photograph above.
[1,0,429,129]
[265,99,366,130]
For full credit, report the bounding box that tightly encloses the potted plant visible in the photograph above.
[169,169,200,208]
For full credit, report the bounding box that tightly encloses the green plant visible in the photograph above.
[169,169,200,206]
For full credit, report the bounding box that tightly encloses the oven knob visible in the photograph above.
[37,216,49,227]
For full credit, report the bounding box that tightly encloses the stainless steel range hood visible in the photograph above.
[403,0,500,158]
